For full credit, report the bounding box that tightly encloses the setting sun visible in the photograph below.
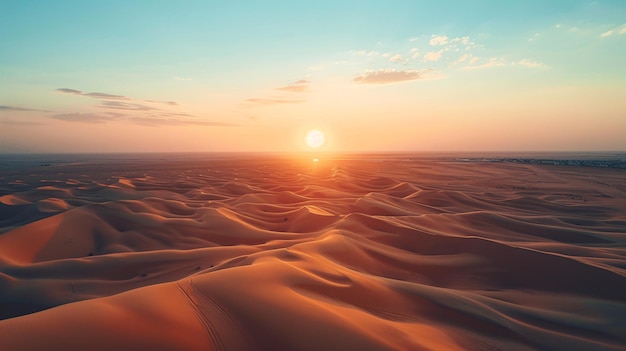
[305,129,325,148]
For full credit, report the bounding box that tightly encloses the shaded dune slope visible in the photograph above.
[0,156,625,350]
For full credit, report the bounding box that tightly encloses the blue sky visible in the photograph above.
[1,0,625,152]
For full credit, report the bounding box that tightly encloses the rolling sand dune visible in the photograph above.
[0,154,625,350]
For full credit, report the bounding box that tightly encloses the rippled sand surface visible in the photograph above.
[1,154,625,350]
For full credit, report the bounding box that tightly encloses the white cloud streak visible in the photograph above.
[600,24,626,37]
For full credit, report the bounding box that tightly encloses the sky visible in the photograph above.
[1,0,625,153]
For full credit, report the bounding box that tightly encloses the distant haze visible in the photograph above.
[1,1,625,153]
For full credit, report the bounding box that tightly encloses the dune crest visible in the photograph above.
[0,155,625,350]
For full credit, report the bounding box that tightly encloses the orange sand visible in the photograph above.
[0,154,625,350]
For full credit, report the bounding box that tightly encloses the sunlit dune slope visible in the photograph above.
[0,155,625,350]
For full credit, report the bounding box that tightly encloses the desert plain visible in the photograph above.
[0,153,625,350]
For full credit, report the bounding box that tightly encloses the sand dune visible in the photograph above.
[0,154,625,350]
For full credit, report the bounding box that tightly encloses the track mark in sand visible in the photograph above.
[464,335,503,351]
[176,282,221,351]
[176,279,252,351]
[188,279,252,350]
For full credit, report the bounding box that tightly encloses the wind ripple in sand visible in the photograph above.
[0,156,625,350]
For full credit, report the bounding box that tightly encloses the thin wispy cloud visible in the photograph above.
[247,80,311,107]
[276,80,310,93]
[57,88,178,106]
[245,98,306,106]
[517,59,548,68]
[100,101,158,111]
[353,69,433,85]
[129,117,237,127]
[389,54,404,63]
[0,105,48,112]
[52,88,232,127]
[57,88,129,100]
[158,112,194,118]
[53,111,232,127]
[528,33,541,42]
[56,88,82,94]
[145,100,179,106]
[52,112,120,124]
[461,57,506,70]
[600,23,626,37]
[83,92,129,100]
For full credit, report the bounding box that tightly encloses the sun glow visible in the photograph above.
[305,130,325,148]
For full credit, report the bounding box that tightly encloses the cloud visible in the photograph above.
[450,53,472,67]
[157,112,194,118]
[600,30,613,37]
[517,59,548,68]
[145,100,179,106]
[82,92,129,100]
[600,24,626,37]
[245,98,306,106]
[129,117,237,127]
[57,88,177,106]
[450,36,470,45]
[423,50,443,62]
[249,80,311,107]
[0,105,48,112]
[57,88,129,100]
[528,33,541,42]
[51,112,234,127]
[52,113,119,123]
[429,35,448,46]
[353,69,433,85]
[100,101,158,111]
[389,54,404,63]
[51,88,230,127]
[461,57,506,70]
[56,88,82,95]
[276,80,310,93]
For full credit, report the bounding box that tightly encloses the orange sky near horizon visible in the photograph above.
[1,1,625,153]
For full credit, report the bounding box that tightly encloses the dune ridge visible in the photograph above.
[0,155,625,350]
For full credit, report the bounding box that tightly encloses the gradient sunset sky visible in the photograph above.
[1,0,625,153]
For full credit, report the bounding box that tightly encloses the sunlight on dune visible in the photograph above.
[0,155,625,350]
